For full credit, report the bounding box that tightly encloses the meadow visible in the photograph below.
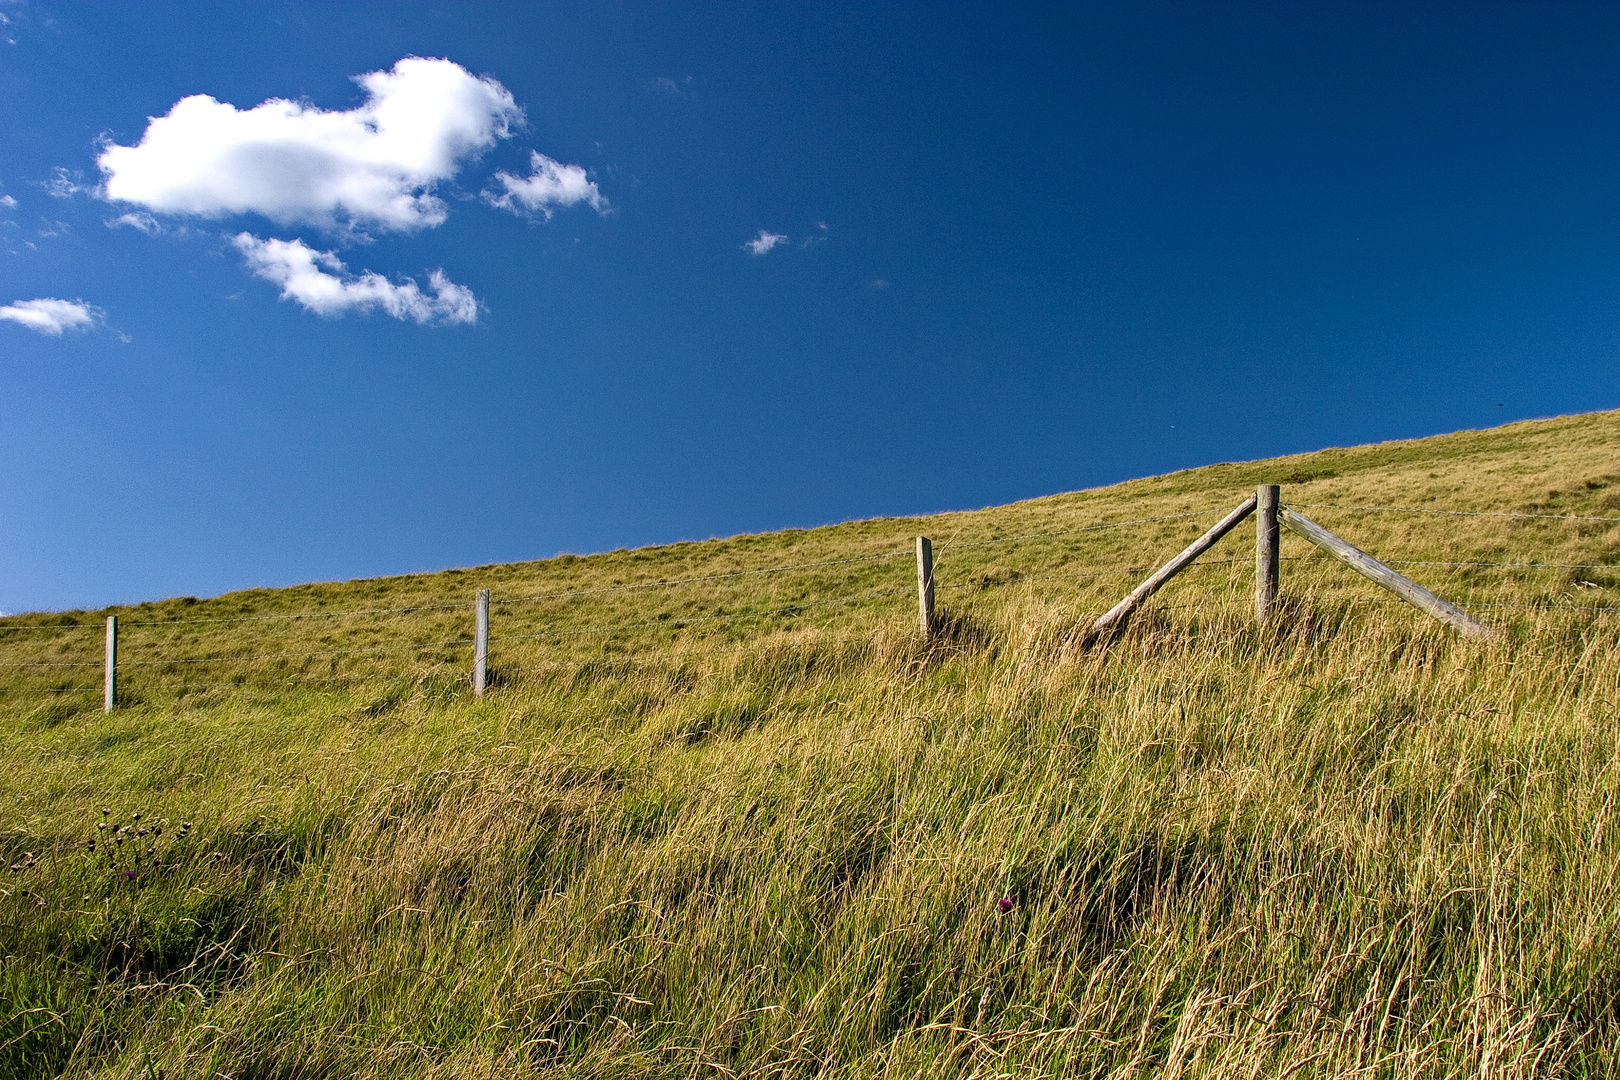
[3,410,1620,1078]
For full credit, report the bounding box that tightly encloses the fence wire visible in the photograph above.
[120,637,472,666]
[493,550,911,606]
[491,585,911,642]
[0,623,102,633]
[7,494,1620,698]
[934,507,1233,550]
[1291,504,1620,523]
[1283,556,1620,571]
[120,601,469,627]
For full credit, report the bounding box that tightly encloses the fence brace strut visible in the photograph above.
[1089,495,1258,639]
[1278,507,1494,639]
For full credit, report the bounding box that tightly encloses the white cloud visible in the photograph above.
[744,229,788,255]
[0,195,15,209]
[232,233,478,325]
[0,298,102,335]
[45,167,85,198]
[108,210,160,234]
[99,57,522,234]
[486,151,607,220]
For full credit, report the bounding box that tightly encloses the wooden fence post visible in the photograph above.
[1256,485,1280,624]
[1090,495,1258,639]
[916,537,935,636]
[1277,507,1494,639]
[473,589,489,696]
[104,615,117,714]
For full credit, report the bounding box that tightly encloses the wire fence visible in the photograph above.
[4,495,1619,700]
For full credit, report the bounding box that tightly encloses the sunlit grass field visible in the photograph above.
[4,410,1620,1078]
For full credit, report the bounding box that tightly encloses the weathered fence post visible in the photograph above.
[104,615,117,714]
[1277,507,1494,639]
[1090,495,1258,639]
[473,589,489,696]
[916,537,935,636]
[1256,484,1280,624]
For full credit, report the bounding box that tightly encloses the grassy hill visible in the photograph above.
[4,409,1620,1078]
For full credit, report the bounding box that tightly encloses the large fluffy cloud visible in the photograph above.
[98,57,522,233]
[232,234,478,325]
[487,151,607,219]
[0,298,102,336]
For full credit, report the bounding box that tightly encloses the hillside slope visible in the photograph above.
[4,410,1620,1078]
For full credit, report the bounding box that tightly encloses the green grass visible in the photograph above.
[3,410,1620,1077]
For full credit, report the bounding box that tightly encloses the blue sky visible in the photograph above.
[2,1,1616,614]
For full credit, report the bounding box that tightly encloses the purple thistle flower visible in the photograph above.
[997,897,1014,914]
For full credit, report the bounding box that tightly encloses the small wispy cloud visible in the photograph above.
[44,167,85,198]
[232,233,479,325]
[744,229,788,256]
[0,195,15,209]
[108,210,161,235]
[652,75,693,96]
[486,151,608,220]
[0,297,103,336]
[801,221,829,248]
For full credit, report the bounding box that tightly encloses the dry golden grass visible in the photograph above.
[2,410,1620,1077]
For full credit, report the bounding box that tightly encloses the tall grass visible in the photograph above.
[3,410,1620,1077]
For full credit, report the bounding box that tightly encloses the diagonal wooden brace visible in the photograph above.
[1279,506,1494,639]
[1089,495,1258,639]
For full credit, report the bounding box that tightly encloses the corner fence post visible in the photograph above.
[1256,484,1280,624]
[104,615,117,713]
[916,537,935,636]
[473,589,489,697]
